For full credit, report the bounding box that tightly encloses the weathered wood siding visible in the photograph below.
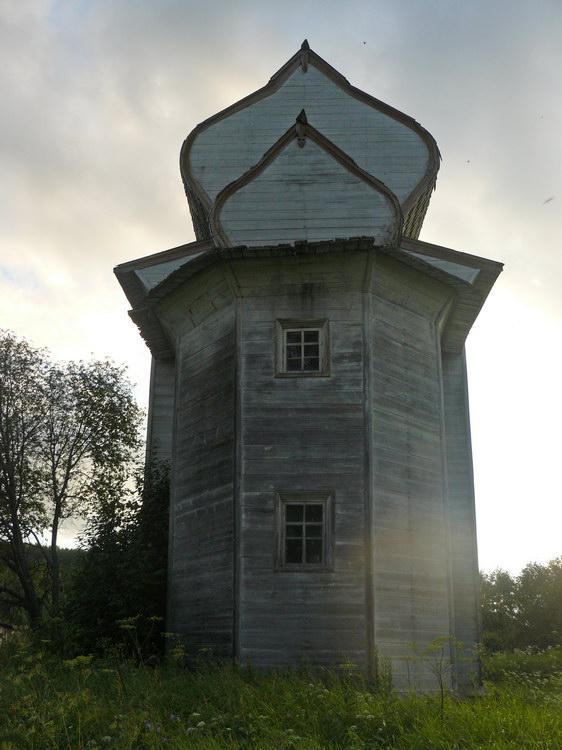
[217,138,398,248]
[190,65,429,206]
[146,356,175,464]
[156,248,481,688]
[157,263,236,341]
[236,252,369,668]
[367,259,453,689]
[441,349,481,685]
[167,303,236,657]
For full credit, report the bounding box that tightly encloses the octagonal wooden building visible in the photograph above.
[115,42,502,690]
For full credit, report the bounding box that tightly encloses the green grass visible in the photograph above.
[0,636,560,749]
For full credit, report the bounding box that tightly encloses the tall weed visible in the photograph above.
[0,634,560,749]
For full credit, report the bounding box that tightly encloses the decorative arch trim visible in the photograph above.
[208,112,403,248]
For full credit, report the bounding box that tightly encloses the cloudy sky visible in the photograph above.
[1,0,561,572]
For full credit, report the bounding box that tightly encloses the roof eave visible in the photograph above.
[399,237,503,352]
[120,236,502,359]
[113,239,213,308]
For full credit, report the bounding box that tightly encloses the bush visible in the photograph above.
[482,645,562,682]
[63,462,169,658]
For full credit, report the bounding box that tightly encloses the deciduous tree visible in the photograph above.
[481,557,562,651]
[0,330,142,626]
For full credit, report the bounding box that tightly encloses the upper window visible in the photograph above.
[276,493,333,570]
[276,319,329,377]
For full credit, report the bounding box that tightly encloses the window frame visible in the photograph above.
[275,319,330,377]
[275,492,334,571]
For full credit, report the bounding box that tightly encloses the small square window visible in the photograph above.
[276,320,329,377]
[276,493,333,570]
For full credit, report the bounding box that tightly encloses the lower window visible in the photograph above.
[276,492,333,570]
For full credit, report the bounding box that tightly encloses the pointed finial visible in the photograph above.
[296,109,308,147]
[300,40,309,72]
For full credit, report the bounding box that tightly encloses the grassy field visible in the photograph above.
[0,636,560,749]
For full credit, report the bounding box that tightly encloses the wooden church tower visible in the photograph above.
[115,42,502,690]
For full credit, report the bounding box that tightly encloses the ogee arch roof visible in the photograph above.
[181,41,440,244]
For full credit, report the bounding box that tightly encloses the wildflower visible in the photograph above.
[63,654,94,669]
[196,721,206,727]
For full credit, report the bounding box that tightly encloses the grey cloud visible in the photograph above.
[2,0,561,333]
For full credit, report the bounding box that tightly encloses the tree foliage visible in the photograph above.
[481,557,562,651]
[0,330,142,627]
